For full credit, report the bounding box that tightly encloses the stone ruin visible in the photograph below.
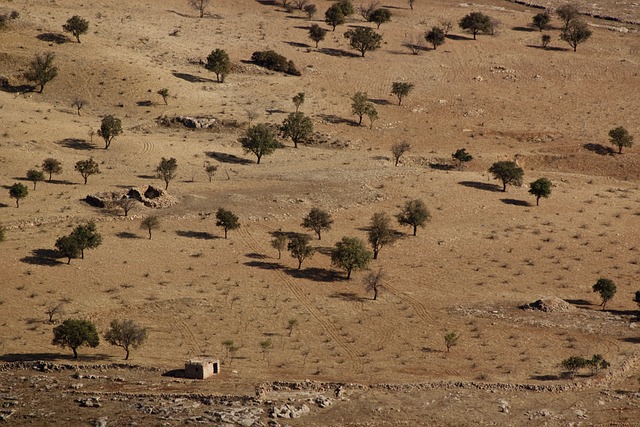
[184,358,220,380]
[520,297,575,313]
[85,185,177,209]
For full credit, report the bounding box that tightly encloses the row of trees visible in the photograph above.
[532,4,593,51]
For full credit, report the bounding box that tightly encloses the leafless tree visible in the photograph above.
[46,302,65,323]
[404,34,424,55]
[71,97,87,116]
[359,1,380,20]
[188,0,209,18]
[117,197,138,216]
[363,268,385,300]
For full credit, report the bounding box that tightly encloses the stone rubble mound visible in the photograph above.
[85,185,177,209]
[521,297,575,312]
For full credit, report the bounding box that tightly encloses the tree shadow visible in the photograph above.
[458,181,502,192]
[136,100,153,107]
[329,292,367,303]
[530,374,560,381]
[0,353,109,362]
[57,138,96,150]
[0,81,35,93]
[137,174,156,179]
[584,143,614,155]
[254,0,278,5]
[176,230,217,240]
[285,41,310,48]
[115,232,142,239]
[284,267,342,282]
[370,98,392,106]
[205,152,253,165]
[171,72,215,83]
[314,246,333,256]
[318,47,360,58]
[620,337,640,344]
[500,198,531,207]
[446,34,473,41]
[512,26,537,32]
[564,299,592,306]
[371,155,389,161]
[244,260,283,270]
[525,45,570,51]
[0,202,9,208]
[36,33,71,44]
[429,162,454,171]
[20,249,64,266]
[421,347,442,353]
[245,252,268,259]
[316,114,358,126]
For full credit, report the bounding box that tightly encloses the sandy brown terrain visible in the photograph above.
[1,0,639,425]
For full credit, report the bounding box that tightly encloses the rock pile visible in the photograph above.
[85,185,177,209]
[521,297,575,312]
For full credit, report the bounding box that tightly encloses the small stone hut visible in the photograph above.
[184,358,220,379]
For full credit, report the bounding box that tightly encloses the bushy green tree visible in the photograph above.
[425,26,446,50]
[331,236,373,279]
[532,11,550,31]
[75,158,100,185]
[24,52,58,93]
[444,332,459,352]
[26,169,45,190]
[205,49,231,83]
[71,221,102,259]
[288,233,314,269]
[391,142,410,166]
[344,27,382,57]
[325,4,345,31]
[104,319,148,360]
[391,82,414,106]
[156,157,178,190]
[55,235,81,264]
[528,177,552,206]
[561,19,592,52]
[62,15,89,43]
[608,126,633,154]
[369,8,391,28]
[216,208,240,239]
[52,319,99,359]
[367,212,395,259]
[42,158,62,182]
[488,161,524,191]
[281,112,313,148]
[9,183,28,208]
[452,148,473,169]
[97,115,122,149]
[302,207,333,240]
[304,4,317,20]
[240,124,279,164]
[396,199,430,236]
[351,92,373,126]
[271,234,287,259]
[459,12,494,40]
[292,92,305,112]
[593,278,616,310]
[309,23,327,47]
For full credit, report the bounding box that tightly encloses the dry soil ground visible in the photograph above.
[0,0,639,425]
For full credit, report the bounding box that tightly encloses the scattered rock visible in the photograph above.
[498,399,510,413]
[314,395,332,408]
[94,417,108,427]
[77,397,102,408]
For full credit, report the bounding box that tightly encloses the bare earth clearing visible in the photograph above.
[0,0,639,425]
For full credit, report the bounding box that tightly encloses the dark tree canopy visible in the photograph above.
[556,3,580,29]
[592,278,616,310]
[561,19,592,51]
[391,142,410,166]
[331,236,373,279]
[528,177,552,206]
[239,124,279,164]
[156,157,178,190]
[26,169,45,190]
[157,88,170,105]
[55,235,81,264]
[532,11,551,31]
[344,27,382,57]
[42,158,62,182]
[71,221,102,259]
[458,12,494,40]
[302,207,333,240]
[62,15,89,42]
[309,24,327,48]
[367,212,396,259]
[74,158,100,185]
[216,207,240,239]
[325,4,345,31]
[488,161,524,191]
[351,92,374,126]
[281,112,313,148]
[104,319,148,360]
[425,26,446,49]
[369,8,391,28]
[287,233,315,269]
[205,49,231,83]
[52,319,99,359]
[24,52,58,93]
[608,126,633,154]
[391,82,414,106]
[304,4,317,20]
[452,148,473,169]
[292,92,305,112]
[9,183,28,208]
[97,115,122,149]
[397,199,430,236]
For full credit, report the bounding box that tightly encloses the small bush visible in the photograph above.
[251,51,301,76]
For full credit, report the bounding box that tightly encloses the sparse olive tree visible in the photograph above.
[359,1,379,20]
[363,268,385,300]
[351,92,373,126]
[541,34,551,48]
[97,115,122,149]
[303,4,317,20]
[608,126,633,154]
[561,19,592,52]
[425,26,446,50]
[302,207,333,240]
[9,183,28,208]
[366,105,378,129]
[204,163,218,182]
[189,0,210,18]
[367,212,396,260]
[528,177,552,206]
[292,92,305,112]
[308,23,327,47]
[592,278,616,310]
[240,124,279,164]
[156,157,178,190]
[459,12,494,40]
[331,236,373,279]
[140,216,160,239]
[71,221,102,259]
[26,169,45,190]
[24,52,58,93]
[288,233,315,269]
[205,49,231,83]
[286,319,299,336]
[62,15,89,43]
[452,148,473,169]
[444,332,459,352]
[157,88,170,105]
[72,97,88,116]
[281,112,313,148]
[45,302,65,323]
[271,234,287,259]
[369,8,391,29]
[75,158,100,185]
[325,4,345,31]
[396,199,430,236]
[104,319,148,360]
[391,142,410,166]
[488,161,524,191]
[531,11,551,31]
[42,158,62,182]
[117,197,138,216]
[344,27,382,57]
[391,82,414,106]
[216,207,240,239]
[55,235,81,264]
[52,319,99,359]
[556,3,580,29]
